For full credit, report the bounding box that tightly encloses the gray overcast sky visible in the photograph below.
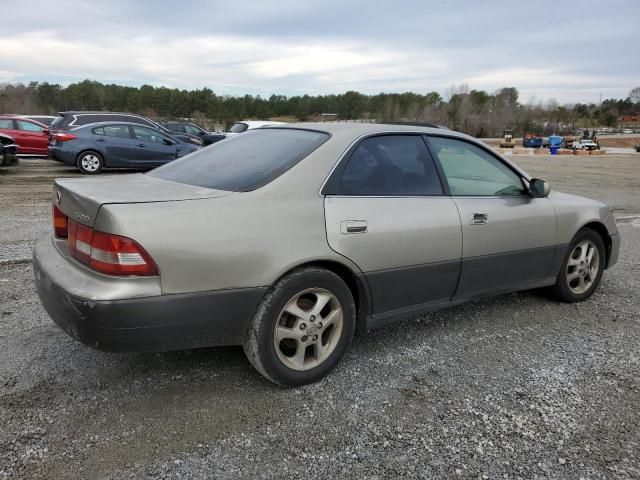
[1,0,638,103]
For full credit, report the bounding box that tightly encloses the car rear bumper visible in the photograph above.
[48,146,75,164]
[33,237,267,352]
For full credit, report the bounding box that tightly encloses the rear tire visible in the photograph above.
[77,151,103,174]
[548,228,605,302]
[243,267,356,387]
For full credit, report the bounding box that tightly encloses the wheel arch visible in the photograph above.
[579,221,612,267]
[273,259,372,334]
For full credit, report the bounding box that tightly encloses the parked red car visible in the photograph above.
[0,116,49,155]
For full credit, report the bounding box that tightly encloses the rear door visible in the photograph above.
[15,119,48,155]
[131,125,178,166]
[323,134,462,322]
[426,135,557,297]
[91,124,137,166]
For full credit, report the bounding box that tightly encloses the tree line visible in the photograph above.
[1,80,638,137]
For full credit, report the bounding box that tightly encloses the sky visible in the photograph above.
[1,0,638,104]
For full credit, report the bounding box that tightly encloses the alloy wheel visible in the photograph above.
[81,154,101,172]
[273,288,343,371]
[566,240,600,294]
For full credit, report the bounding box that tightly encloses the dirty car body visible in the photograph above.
[0,132,19,166]
[33,123,620,385]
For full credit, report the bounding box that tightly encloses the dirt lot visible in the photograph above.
[1,157,639,479]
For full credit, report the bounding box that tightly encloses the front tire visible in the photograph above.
[77,151,103,174]
[548,228,605,302]
[243,267,356,387]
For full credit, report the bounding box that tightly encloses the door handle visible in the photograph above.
[95,138,105,142]
[137,143,146,147]
[341,220,368,234]
[469,213,488,225]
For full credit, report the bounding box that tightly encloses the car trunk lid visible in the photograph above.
[53,173,230,227]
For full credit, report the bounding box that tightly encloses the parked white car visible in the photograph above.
[225,120,287,137]
[623,129,634,134]
[573,140,599,151]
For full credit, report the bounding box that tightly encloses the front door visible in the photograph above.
[15,119,48,155]
[426,135,557,298]
[131,126,178,166]
[323,134,462,321]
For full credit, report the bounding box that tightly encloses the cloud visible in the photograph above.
[1,0,638,103]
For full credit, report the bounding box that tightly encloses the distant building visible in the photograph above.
[620,113,639,128]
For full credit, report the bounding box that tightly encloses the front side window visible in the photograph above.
[428,136,525,196]
[336,135,443,196]
[132,126,166,144]
[149,128,329,192]
[16,120,44,132]
[184,124,202,135]
[230,122,248,133]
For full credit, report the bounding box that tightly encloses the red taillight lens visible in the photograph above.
[66,219,158,276]
[53,132,77,142]
[52,205,68,238]
[89,230,158,276]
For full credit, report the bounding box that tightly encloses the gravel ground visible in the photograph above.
[0,157,639,479]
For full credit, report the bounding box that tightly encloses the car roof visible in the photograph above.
[57,111,141,115]
[73,121,164,129]
[0,115,48,127]
[236,120,287,127]
[265,122,458,137]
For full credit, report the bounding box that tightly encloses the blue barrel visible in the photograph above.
[550,146,559,155]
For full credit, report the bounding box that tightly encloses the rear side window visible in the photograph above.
[93,125,131,138]
[128,116,156,128]
[0,119,14,129]
[335,135,443,196]
[166,124,184,133]
[74,115,102,125]
[149,128,329,192]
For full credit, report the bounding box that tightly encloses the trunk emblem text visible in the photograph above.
[74,212,90,223]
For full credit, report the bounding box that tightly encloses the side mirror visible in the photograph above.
[163,138,175,145]
[529,178,550,198]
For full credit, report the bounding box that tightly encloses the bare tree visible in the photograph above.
[630,86,640,104]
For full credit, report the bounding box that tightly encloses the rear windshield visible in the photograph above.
[50,115,69,130]
[229,122,248,133]
[148,128,329,192]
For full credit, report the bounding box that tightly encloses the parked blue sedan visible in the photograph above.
[48,122,200,174]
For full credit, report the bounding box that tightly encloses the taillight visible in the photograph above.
[53,132,77,142]
[66,219,158,276]
[52,205,68,238]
